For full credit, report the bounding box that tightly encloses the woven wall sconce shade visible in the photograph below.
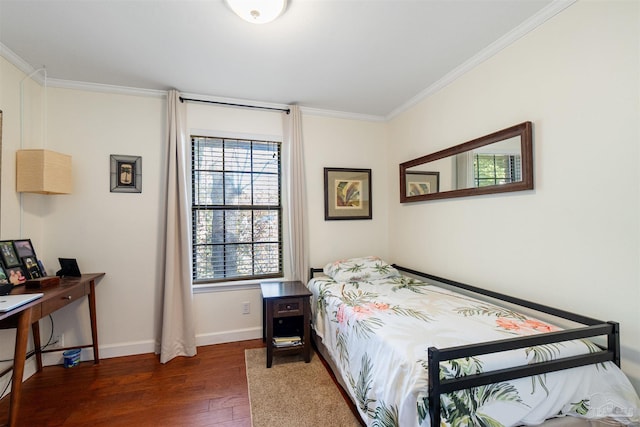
[16,149,72,194]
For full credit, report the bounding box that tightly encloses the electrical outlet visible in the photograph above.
[50,333,64,349]
[242,301,250,315]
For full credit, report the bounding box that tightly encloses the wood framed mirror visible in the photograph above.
[400,121,533,202]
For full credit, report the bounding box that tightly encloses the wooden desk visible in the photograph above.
[0,273,104,427]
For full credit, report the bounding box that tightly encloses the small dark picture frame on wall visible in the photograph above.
[110,155,142,193]
[324,167,372,220]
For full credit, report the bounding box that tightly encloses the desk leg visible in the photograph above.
[8,308,32,427]
[88,279,100,364]
[31,321,43,372]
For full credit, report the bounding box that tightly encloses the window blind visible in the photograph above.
[192,136,282,283]
[474,154,521,187]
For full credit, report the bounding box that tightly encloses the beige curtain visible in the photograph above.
[283,105,309,282]
[455,151,475,189]
[160,90,197,363]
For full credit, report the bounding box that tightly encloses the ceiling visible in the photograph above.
[0,0,563,119]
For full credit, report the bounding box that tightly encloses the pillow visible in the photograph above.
[323,256,400,282]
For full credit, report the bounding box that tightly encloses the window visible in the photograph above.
[474,154,521,187]
[192,136,282,283]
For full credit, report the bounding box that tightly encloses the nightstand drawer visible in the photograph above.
[274,298,303,317]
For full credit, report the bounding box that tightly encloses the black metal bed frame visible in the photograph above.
[308,265,621,427]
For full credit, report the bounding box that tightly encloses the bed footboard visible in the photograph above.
[308,265,624,426]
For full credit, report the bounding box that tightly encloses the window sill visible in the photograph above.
[193,278,285,294]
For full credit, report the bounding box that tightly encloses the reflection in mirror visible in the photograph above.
[400,122,533,202]
[406,171,439,196]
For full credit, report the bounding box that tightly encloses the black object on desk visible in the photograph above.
[0,282,12,296]
[56,257,82,277]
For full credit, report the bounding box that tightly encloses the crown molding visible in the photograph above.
[0,42,46,85]
[298,106,385,123]
[386,0,577,120]
[47,78,167,98]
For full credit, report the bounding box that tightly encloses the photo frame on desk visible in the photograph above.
[0,265,10,295]
[0,241,21,267]
[57,258,82,277]
[0,265,9,286]
[6,266,27,286]
[22,256,42,279]
[13,239,36,259]
[38,260,47,277]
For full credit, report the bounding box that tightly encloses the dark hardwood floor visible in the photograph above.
[0,339,265,427]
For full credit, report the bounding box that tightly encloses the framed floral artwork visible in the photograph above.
[323,168,372,220]
[405,171,440,196]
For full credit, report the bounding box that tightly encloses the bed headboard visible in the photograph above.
[308,267,323,281]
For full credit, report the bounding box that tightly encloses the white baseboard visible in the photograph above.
[98,340,157,359]
[37,327,263,364]
[195,326,262,347]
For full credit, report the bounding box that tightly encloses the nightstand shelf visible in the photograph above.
[260,281,311,368]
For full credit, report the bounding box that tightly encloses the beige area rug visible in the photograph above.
[245,347,361,427]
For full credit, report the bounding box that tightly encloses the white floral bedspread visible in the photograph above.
[307,275,640,427]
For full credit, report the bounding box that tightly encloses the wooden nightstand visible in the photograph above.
[260,281,312,368]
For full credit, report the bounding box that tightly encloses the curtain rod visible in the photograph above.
[179,96,290,114]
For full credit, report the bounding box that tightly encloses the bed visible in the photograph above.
[307,256,640,427]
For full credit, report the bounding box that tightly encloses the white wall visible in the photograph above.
[303,114,389,268]
[42,88,166,356]
[387,0,640,390]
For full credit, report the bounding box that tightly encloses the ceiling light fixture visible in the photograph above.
[225,0,287,24]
